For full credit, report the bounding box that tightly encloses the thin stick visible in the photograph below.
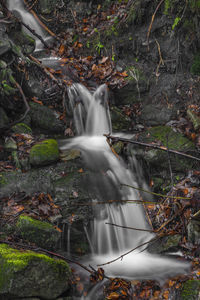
[146,0,165,50]
[105,134,200,162]
[121,183,190,200]
[105,222,155,233]
[97,237,159,266]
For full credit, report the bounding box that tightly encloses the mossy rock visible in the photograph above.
[191,53,200,75]
[133,126,196,172]
[11,122,32,134]
[0,243,71,299]
[9,30,35,55]
[180,279,200,300]
[0,107,9,129]
[30,139,59,166]
[16,215,61,249]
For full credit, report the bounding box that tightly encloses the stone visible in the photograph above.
[147,234,182,254]
[111,106,131,131]
[11,122,32,135]
[0,107,9,129]
[29,102,65,133]
[30,139,59,167]
[140,104,176,126]
[16,215,61,249]
[0,243,71,299]
[60,149,81,161]
[9,30,35,55]
[0,38,11,55]
[187,219,200,245]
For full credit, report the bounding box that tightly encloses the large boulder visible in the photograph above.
[29,102,65,133]
[0,243,71,299]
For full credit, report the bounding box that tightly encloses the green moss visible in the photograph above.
[30,139,59,166]
[181,280,200,300]
[16,215,60,249]
[148,126,194,150]
[17,215,53,230]
[0,243,70,293]
[191,53,200,75]
[0,174,7,187]
[11,123,32,134]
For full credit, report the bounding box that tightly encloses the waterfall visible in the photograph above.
[7,0,50,51]
[60,83,190,284]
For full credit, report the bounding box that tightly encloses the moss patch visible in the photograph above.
[30,139,59,166]
[191,53,200,75]
[181,279,200,300]
[16,215,61,249]
[11,122,32,134]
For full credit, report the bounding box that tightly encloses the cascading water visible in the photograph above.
[5,0,190,292]
[60,83,190,287]
[7,0,50,51]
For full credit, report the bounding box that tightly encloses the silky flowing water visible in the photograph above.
[6,1,190,297]
[60,84,190,290]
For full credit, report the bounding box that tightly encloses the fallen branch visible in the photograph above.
[105,134,200,162]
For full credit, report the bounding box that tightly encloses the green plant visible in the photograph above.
[191,53,200,75]
[95,41,104,54]
[172,17,181,30]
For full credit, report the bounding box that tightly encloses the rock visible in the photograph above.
[140,103,176,126]
[38,0,58,14]
[129,125,196,173]
[9,30,35,55]
[0,38,11,55]
[16,215,61,249]
[187,219,200,245]
[11,122,32,134]
[30,139,59,167]
[60,149,81,161]
[111,106,131,131]
[4,137,17,151]
[29,102,65,133]
[0,107,9,129]
[0,243,71,299]
[180,280,200,300]
[147,234,182,254]
[187,109,200,130]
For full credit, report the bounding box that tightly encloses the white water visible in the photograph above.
[7,0,50,51]
[60,84,190,285]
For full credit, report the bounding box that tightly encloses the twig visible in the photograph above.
[146,0,165,50]
[105,222,155,233]
[121,183,190,200]
[166,134,174,187]
[97,237,159,266]
[105,134,200,162]
[75,199,158,206]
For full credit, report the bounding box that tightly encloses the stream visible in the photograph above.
[6,1,191,298]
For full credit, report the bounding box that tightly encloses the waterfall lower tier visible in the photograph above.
[60,83,190,285]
